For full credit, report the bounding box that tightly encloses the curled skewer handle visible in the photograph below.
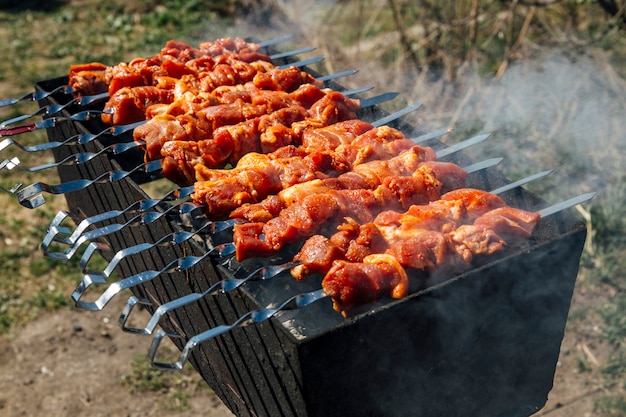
[43,202,198,260]
[41,187,195,257]
[0,120,144,153]
[0,100,77,128]
[0,108,115,138]
[80,221,216,279]
[0,157,22,193]
[119,258,300,335]
[147,288,327,371]
[71,242,235,311]
[0,85,73,108]
[16,159,164,209]
[16,140,143,172]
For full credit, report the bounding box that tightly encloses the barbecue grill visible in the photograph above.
[0,39,588,417]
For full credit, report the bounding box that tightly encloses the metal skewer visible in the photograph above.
[1,87,390,174]
[0,120,145,153]
[0,35,295,109]
[0,68,357,149]
[66,157,501,312]
[14,96,413,208]
[71,241,236,311]
[0,48,328,135]
[144,190,596,370]
[41,132,489,260]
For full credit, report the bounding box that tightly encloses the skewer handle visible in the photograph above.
[147,288,326,370]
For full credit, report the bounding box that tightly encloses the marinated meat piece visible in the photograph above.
[230,195,284,223]
[253,65,321,92]
[322,254,409,316]
[300,119,374,150]
[102,86,174,125]
[233,222,276,261]
[448,206,540,263]
[107,62,155,96]
[292,235,346,280]
[291,91,360,135]
[375,198,466,234]
[440,188,506,219]
[68,62,110,96]
[135,115,190,161]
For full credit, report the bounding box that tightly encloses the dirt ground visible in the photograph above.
[0,275,611,417]
[0,295,235,417]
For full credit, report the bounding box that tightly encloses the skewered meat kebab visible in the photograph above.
[231,151,468,261]
[68,37,272,100]
[103,62,315,126]
[0,36,325,133]
[0,36,298,108]
[141,82,363,182]
[190,123,429,217]
[290,188,538,315]
[0,46,321,130]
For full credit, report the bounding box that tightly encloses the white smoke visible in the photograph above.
[235,1,625,204]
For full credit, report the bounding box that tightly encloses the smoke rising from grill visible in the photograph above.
[232,1,624,206]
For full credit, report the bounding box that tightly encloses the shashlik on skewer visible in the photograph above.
[69,38,329,126]
[68,38,272,100]
[142,84,363,183]
[188,122,421,216]
[231,155,468,261]
[103,63,316,126]
[288,188,540,315]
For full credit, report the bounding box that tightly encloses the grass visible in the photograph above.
[121,352,213,412]
[0,0,625,414]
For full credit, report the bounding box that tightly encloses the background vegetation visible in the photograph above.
[0,0,624,415]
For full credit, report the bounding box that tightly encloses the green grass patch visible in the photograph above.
[122,352,213,412]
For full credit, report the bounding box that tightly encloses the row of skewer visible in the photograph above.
[0,36,594,370]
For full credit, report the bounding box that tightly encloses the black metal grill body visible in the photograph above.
[35,72,586,417]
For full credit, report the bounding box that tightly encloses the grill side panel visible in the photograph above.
[38,78,311,417]
[297,223,586,417]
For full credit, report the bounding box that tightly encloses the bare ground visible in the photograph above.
[0,295,235,417]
